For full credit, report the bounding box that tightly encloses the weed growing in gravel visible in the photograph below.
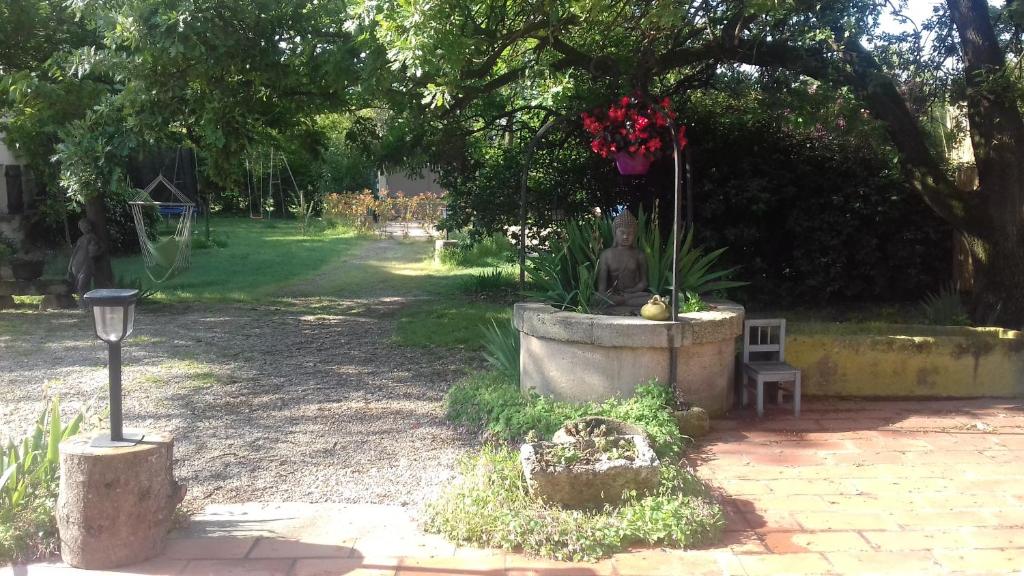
[424,445,723,561]
[446,372,684,457]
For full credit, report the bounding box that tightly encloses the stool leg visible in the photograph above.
[741,375,748,407]
[776,382,784,405]
[794,373,801,418]
[756,378,764,417]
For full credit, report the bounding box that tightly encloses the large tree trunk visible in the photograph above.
[947,0,1024,328]
[966,233,1024,325]
[84,193,114,288]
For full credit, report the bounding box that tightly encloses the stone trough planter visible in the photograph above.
[514,300,744,414]
[520,434,660,508]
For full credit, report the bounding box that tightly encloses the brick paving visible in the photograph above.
[5,399,1024,575]
[691,398,1024,575]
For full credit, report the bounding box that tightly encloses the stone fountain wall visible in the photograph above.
[514,301,745,415]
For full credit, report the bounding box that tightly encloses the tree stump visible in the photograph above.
[57,431,185,569]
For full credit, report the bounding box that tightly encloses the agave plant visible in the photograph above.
[527,206,745,312]
[0,398,82,512]
[481,318,520,380]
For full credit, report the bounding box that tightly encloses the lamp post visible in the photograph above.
[83,288,144,447]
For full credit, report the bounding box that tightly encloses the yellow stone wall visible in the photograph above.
[784,323,1024,397]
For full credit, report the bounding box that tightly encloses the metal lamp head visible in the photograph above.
[83,289,138,343]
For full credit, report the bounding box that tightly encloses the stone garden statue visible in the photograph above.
[67,218,103,301]
[593,210,653,315]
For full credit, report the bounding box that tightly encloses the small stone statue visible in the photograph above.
[593,210,653,315]
[67,218,103,300]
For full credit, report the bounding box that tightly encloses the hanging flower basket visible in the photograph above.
[582,95,688,175]
[613,152,653,176]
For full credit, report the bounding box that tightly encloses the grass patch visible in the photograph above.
[108,217,361,303]
[438,233,515,268]
[425,372,722,561]
[394,302,511,350]
[134,360,221,391]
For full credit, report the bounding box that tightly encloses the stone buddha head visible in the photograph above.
[612,210,638,248]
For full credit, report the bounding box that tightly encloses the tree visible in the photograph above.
[2,0,362,282]
[365,0,1024,327]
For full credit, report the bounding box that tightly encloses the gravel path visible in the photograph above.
[0,239,480,508]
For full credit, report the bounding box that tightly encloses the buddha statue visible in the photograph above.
[593,210,653,315]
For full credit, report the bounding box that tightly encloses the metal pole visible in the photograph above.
[685,146,694,231]
[646,102,683,392]
[108,341,123,441]
[518,116,565,290]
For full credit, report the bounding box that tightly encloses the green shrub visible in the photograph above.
[446,372,684,457]
[1,398,84,564]
[424,445,723,561]
[680,291,709,313]
[481,319,519,380]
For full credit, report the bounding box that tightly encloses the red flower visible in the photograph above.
[584,94,686,162]
[677,125,688,149]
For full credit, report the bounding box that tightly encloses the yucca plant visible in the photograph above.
[481,319,520,380]
[920,284,970,326]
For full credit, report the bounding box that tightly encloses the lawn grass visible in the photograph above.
[108,217,362,303]
[394,301,512,350]
[32,215,520,350]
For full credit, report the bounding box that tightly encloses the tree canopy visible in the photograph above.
[2,0,1022,325]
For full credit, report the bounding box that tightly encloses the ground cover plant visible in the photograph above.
[427,372,722,560]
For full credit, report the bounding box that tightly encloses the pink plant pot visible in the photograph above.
[614,152,652,175]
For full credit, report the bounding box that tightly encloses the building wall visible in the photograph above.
[0,134,20,165]
[377,169,444,196]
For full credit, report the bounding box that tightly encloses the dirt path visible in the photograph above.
[0,239,480,508]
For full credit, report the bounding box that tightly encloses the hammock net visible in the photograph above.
[129,175,195,283]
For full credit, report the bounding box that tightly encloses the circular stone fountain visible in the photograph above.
[514,300,745,415]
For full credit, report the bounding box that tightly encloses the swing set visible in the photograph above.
[245,148,299,219]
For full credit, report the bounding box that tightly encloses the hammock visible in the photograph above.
[129,175,195,283]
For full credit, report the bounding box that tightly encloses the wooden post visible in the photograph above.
[57,431,185,569]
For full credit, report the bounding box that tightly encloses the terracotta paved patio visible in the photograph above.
[5,399,1024,575]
